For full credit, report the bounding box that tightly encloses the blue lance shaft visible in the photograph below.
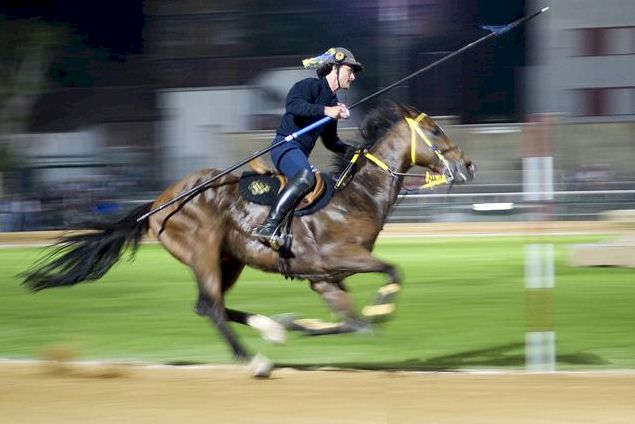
[137,117,332,222]
[137,6,549,223]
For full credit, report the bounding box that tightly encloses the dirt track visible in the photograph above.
[3,223,629,423]
[1,362,634,424]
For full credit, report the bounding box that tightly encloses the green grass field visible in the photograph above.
[1,235,634,370]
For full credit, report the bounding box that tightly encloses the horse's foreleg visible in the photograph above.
[310,281,356,321]
[309,280,370,334]
[275,281,369,336]
[324,246,402,323]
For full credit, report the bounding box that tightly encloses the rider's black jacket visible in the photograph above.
[275,77,348,156]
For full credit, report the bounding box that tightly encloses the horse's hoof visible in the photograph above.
[361,303,396,323]
[271,313,301,330]
[247,314,286,344]
[342,318,374,335]
[248,353,274,379]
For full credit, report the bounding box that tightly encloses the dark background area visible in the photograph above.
[1,0,526,123]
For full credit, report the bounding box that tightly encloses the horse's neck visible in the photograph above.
[369,124,412,174]
[349,125,411,219]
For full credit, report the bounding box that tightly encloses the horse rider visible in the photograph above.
[251,47,364,249]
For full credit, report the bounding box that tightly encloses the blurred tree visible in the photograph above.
[0,16,62,194]
[0,18,61,135]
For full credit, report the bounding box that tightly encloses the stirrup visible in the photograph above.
[252,225,292,251]
[253,225,281,249]
[266,233,284,251]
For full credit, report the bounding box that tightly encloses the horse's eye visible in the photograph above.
[431,127,441,136]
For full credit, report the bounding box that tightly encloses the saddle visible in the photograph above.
[239,158,335,217]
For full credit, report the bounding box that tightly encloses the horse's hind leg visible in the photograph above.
[194,255,243,317]
[228,309,286,344]
[192,247,251,361]
[323,245,402,323]
[195,256,285,344]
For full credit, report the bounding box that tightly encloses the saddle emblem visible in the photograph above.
[248,180,271,195]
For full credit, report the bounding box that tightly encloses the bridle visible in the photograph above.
[335,113,459,190]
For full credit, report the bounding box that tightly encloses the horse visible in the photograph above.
[22,102,475,377]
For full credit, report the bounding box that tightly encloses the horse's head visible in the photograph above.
[406,112,475,185]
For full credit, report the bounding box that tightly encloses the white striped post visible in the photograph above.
[522,115,556,372]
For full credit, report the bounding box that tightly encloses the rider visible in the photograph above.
[251,47,363,249]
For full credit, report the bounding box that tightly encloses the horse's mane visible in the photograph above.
[331,101,420,174]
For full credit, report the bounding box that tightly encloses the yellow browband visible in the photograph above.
[335,113,451,190]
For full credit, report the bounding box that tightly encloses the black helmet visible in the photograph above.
[303,47,364,73]
[331,47,364,73]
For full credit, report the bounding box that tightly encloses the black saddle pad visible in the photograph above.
[239,172,336,217]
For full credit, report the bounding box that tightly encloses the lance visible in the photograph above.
[137,6,549,223]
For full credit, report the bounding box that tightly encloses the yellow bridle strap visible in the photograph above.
[406,113,449,166]
[406,113,427,165]
[363,152,390,171]
[334,149,362,189]
[333,113,454,191]
[420,172,447,189]
[405,113,453,190]
[364,149,448,190]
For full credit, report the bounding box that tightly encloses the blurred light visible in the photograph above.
[472,202,515,212]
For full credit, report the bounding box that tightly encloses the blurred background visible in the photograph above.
[1,0,634,231]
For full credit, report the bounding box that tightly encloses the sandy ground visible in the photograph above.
[2,224,631,423]
[1,362,634,424]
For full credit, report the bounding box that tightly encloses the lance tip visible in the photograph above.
[541,6,550,12]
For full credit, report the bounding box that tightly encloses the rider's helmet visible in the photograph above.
[303,47,364,77]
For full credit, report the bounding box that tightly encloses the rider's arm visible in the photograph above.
[285,80,324,117]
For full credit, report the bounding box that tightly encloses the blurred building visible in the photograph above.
[2,0,635,230]
[527,0,635,120]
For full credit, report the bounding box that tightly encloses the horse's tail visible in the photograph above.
[22,202,153,292]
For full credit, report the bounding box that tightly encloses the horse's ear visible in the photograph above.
[403,104,419,118]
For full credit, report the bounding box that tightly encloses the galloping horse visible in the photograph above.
[23,102,474,377]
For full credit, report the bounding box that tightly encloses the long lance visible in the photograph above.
[137,6,549,223]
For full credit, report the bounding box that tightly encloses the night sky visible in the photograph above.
[1,0,525,57]
[1,0,527,121]
[0,0,145,55]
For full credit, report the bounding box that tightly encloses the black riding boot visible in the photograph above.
[252,169,313,249]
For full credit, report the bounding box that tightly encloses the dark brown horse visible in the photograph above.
[23,102,474,377]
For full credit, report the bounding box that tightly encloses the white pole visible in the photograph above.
[523,115,556,372]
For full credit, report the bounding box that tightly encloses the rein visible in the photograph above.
[335,113,456,190]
